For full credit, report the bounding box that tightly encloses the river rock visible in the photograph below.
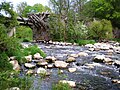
[45,56,56,63]
[85,64,94,69]
[37,61,48,66]
[24,63,36,68]
[66,57,76,63]
[34,53,43,59]
[32,59,43,63]
[93,55,105,63]
[89,48,95,51]
[55,61,68,68]
[26,70,34,75]
[69,54,78,58]
[47,64,54,68]
[112,79,120,84]
[68,68,76,72]
[9,56,16,60]
[8,87,20,90]
[25,55,32,62]
[10,60,20,71]
[59,80,76,87]
[107,50,114,55]
[94,43,112,50]
[37,67,47,74]
[78,52,88,57]
[85,44,94,48]
[114,60,120,67]
[104,58,113,65]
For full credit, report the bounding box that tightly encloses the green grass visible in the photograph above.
[75,40,96,46]
[15,45,46,64]
[52,82,73,90]
[112,38,120,42]
[23,45,46,58]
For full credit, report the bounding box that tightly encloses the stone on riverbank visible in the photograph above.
[26,70,34,75]
[24,63,36,68]
[68,68,76,73]
[112,79,120,84]
[25,55,32,62]
[66,57,76,63]
[37,67,47,75]
[93,55,105,63]
[37,61,48,67]
[45,56,56,63]
[34,53,43,59]
[78,52,88,57]
[114,60,120,68]
[59,80,76,87]
[8,87,20,90]
[10,60,20,71]
[55,61,68,68]
[69,54,78,58]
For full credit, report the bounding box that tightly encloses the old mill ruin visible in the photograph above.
[17,11,50,42]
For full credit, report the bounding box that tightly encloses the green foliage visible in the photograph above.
[75,40,96,46]
[0,71,31,90]
[22,4,51,17]
[0,53,13,71]
[49,14,65,41]
[52,82,72,90]
[49,14,90,43]
[73,22,89,39]
[88,19,113,40]
[16,26,33,42]
[16,2,27,15]
[0,24,21,57]
[83,0,120,28]
[0,2,18,28]
[23,45,46,58]
[13,45,46,64]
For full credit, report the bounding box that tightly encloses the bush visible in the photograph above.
[88,19,113,40]
[73,22,89,39]
[0,24,22,69]
[0,53,13,71]
[23,45,46,58]
[15,45,46,64]
[16,26,33,42]
[52,82,72,90]
[75,40,96,46]
[0,71,32,90]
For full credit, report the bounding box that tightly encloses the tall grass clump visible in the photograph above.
[52,82,73,90]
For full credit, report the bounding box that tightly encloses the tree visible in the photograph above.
[88,19,113,40]
[0,1,17,28]
[16,2,27,15]
[21,3,51,17]
[83,0,120,28]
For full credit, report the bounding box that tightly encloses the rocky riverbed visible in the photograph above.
[10,41,120,90]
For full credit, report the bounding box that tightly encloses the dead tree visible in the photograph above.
[17,11,50,42]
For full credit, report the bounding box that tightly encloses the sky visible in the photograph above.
[0,0,49,8]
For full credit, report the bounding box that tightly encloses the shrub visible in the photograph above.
[75,40,96,46]
[0,71,32,90]
[0,53,13,71]
[88,19,113,40]
[23,45,46,58]
[52,82,73,90]
[16,26,33,42]
[73,22,89,39]
[15,45,46,64]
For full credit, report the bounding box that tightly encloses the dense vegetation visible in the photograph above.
[0,2,46,90]
[0,0,120,89]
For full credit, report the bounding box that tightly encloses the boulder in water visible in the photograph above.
[55,61,68,68]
